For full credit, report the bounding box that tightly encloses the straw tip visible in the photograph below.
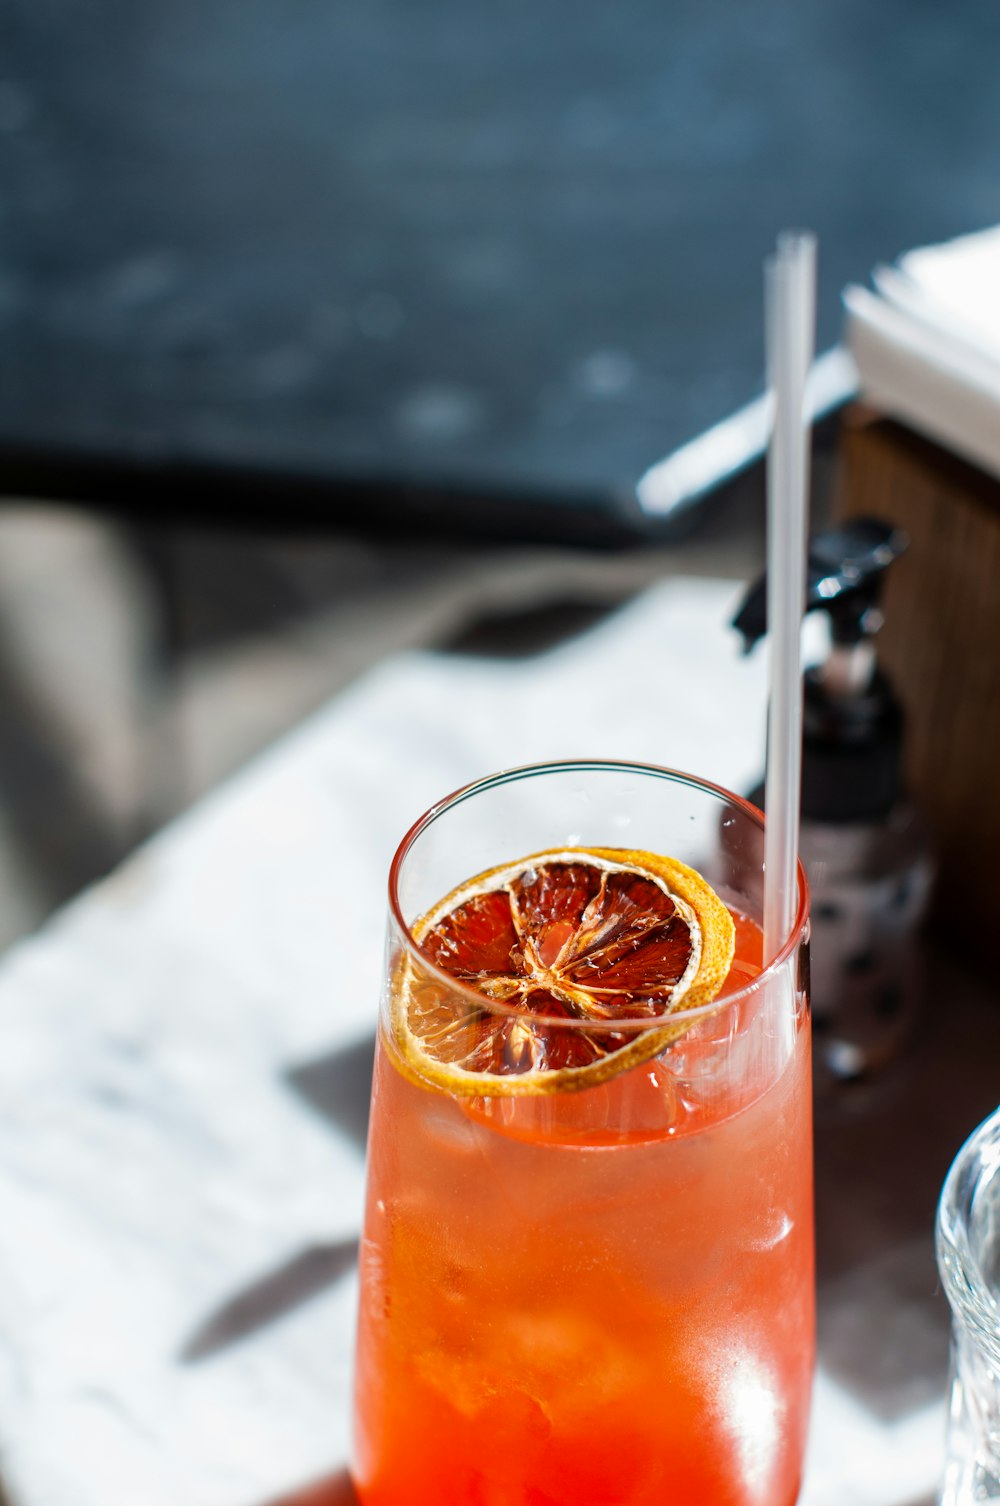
[776,228,818,257]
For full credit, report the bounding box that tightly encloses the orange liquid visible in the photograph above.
[352,913,813,1505]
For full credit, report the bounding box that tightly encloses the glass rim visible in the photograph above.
[936,1103,1000,1365]
[387,759,810,1033]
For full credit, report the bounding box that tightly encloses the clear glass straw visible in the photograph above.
[763,231,817,963]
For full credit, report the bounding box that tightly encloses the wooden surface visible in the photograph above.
[834,408,1000,963]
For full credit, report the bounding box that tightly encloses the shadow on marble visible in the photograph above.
[180,1237,359,1363]
[286,1034,376,1152]
[438,595,626,659]
[252,1463,941,1506]
[259,1468,358,1506]
[169,1035,378,1361]
[813,946,1000,1422]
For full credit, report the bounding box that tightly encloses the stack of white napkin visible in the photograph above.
[843,223,1000,480]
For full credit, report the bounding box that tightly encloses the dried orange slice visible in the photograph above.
[392,847,736,1096]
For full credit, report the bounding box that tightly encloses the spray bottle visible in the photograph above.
[733,517,934,1079]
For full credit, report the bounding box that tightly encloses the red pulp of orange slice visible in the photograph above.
[392,847,736,1096]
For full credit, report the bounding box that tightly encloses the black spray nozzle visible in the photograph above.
[733,518,908,653]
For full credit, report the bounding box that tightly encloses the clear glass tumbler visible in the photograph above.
[936,1104,1000,1504]
[352,760,813,1506]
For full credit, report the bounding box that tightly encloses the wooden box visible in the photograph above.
[833,407,1000,960]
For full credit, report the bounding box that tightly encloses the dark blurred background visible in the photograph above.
[2,0,1000,945]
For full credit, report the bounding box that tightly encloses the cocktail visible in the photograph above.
[351,760,813,1505]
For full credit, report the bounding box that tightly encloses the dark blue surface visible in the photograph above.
[3,0,1000,512]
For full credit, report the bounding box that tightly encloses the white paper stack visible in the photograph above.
[843,223,1000,480]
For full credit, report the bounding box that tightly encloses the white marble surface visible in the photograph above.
[0,577,945,1505]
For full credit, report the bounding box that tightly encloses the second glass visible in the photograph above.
[352,761,813,1506]
[937,1104,1000,1505]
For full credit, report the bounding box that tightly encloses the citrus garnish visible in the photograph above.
[392,847,736,1096]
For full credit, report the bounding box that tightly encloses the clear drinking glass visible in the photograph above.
[936,1104,1000,1504]
[352,760,813,1506]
